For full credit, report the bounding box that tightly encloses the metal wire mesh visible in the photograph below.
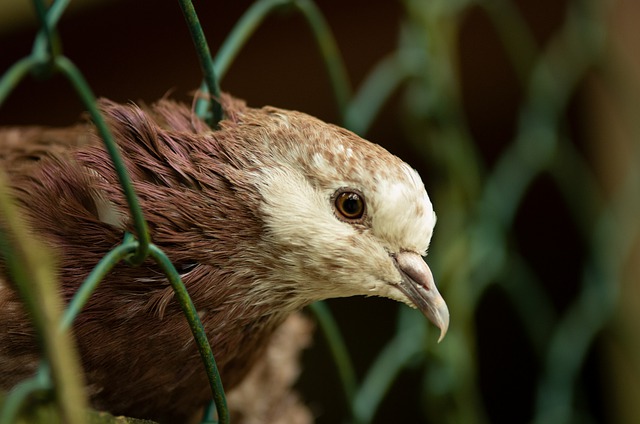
[0,0,636,423]
[0,1,230,422]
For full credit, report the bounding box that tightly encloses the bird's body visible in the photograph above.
[0,95,447,422]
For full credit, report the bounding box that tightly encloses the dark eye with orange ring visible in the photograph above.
[334,190,366,221]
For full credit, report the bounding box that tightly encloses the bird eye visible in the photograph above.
[334,190,365,221]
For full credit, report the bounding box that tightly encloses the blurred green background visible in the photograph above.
[1,0,638,423]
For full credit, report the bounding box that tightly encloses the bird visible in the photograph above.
[0,94,449,423]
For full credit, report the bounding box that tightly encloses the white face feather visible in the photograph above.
[368,163,436,255]
[245,108,437,310]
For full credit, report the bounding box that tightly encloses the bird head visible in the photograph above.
[228,105,449,341]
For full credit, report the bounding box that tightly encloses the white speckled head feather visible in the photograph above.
[228,104,447,337]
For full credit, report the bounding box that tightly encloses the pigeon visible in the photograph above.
[0,94,448,422]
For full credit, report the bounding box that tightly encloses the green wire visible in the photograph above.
[0,374,50,424]
[0,57,39,106]
[293,0,351,119]
[178,0,223,128]
[30,0,68,62]
[149,245,229,424]
[60,239,139,331]
[214,0,290,81]
[308,302,357,410]
[58,238,230,424]
[209,0,352,119]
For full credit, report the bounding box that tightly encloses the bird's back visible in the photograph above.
[0,99,280,422]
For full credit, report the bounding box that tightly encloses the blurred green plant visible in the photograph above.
[395,1,632,424]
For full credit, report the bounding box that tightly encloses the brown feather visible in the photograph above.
[0,96,287,421]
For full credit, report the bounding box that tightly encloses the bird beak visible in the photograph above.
[393,251,449,342]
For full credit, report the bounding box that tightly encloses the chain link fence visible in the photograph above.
[0,0,637,423]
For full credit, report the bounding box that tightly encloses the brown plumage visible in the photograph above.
[0,95,448,422]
